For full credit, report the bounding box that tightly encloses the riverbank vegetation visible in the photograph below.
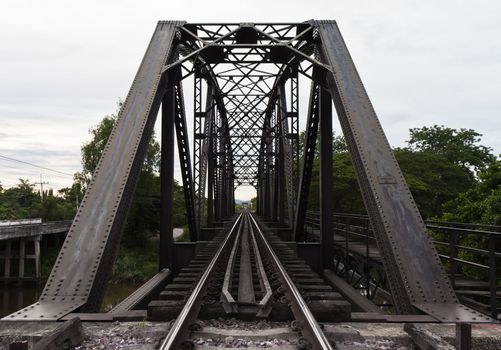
[1,105,189,285]
[298,125,499,225]
[1,102,499,285]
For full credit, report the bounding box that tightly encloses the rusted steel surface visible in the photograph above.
[315,20,491,322]
[3,21,183,321]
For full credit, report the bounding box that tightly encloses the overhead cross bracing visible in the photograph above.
[3,20,494,325]
[176,23,312,187]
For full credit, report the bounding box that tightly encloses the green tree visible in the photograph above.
[250,197,257,210]
[307,153,365,214]
[301,126,488,219]
[408,125,495,172]
[394,149,474,218]
[58,172,87,212]
[0,179,77,221]
[441,158,501,225]
[81,116,116,176]
[34,189,75,221]
[0,179,40,220]
[298,130,347,160]
[172,180,187,227]
[81,113,160,246]
[437,159,501,280]
[80,108,186,247]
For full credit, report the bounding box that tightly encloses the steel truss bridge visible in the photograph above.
[3,21,497,334]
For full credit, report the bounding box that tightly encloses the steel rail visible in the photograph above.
[247,213,273,316]
[220,214,243,313]
[159,213,243,350]
[248,213,334,350]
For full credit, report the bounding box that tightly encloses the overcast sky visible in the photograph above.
[0,0,500,200]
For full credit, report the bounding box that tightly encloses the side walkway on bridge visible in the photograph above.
[303,212,501,320]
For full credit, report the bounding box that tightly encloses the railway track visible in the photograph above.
[153,211,342,349]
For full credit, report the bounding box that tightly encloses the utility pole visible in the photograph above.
[35,174,49,202]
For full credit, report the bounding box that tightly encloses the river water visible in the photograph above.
[0,228,185,318]
[0,283,41,318]
[0,282,141,318]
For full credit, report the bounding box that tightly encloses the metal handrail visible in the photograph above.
[426,219,501,232]
[433,240,501,259]
[160,213,243,350]
[437,255,491,270]
[427,224,501,237]
[303,211,501,319]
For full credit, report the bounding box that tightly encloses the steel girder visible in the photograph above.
[193,76,204,229]
[314,20,491,321]
[5,21,184,320]
[159,87,176,270]
[194,80,215,229]
[294,82,320,241]
[319,87,334,268]
[261,109,275,218]
[277,86,295,229]
[206,96,217,226]
[173,82,198,241]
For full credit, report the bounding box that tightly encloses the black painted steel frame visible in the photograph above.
[5,20,493,323]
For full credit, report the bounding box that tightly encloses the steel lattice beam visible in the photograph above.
[277,85,295,229]
[294,82,319,241]
[174,82,198,241]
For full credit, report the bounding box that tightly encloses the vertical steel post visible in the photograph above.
[450,231,458,289]
[278,85,295,230]
[231,179,235,215]
[256,182,261,215]
[207,113,215,227]
[174,83,198,241]
[266,126,273,219]
[160,88,175,269]
[319,87,334,268]
[272,109,279,222]
[221,154,227,218]
[489,234,497,319]
[228,152,232,216]
[293,83,319,241]
[289,74,300,208]
[277,123,285,226]
[214,115,221,222]
[193,76,203,229]
[272,159,279,221]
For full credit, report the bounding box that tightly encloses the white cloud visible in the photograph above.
[0,0,500,201]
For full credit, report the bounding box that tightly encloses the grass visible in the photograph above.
[110,241,159,284]
[41,247,60,281]
[40,230,189,285]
